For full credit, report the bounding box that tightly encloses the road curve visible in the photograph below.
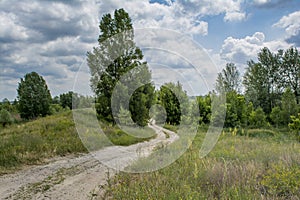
[0,123,178,200]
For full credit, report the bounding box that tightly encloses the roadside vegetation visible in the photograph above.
[0,7,299,199]
[105,126,300,199]
[0,111,155,175]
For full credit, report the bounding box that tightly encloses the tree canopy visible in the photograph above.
[17,72,52,119]
[87,8,154,126]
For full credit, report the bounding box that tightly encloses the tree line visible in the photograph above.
[213,47,299,129]
[2,8,299,136]
[88,8,299,135]
[0,72,94,127]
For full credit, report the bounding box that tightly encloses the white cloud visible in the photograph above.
[253,0,270,5]
[0,12,29,41]
[273,10,300,37]
[224,11,246,22]
[220,32,290,64]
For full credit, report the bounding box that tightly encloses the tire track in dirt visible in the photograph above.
[0,123,178,200]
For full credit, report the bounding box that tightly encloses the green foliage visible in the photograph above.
[289,113,300,141]
[87,8,154,125]
[106,129,300,199]
[280,47,300,104]
[261,164,300,198]
[215,63,241,93]
[158,82,189,125]
[0,111,154,174]
[117,106,132,126]
[0,109,13,127]
[17,72,52,119]
[49,104,67,115]
[129,84,155,127]
[248,107,267,128]
[59,91,77,109]
[270,106,283,127]
[224,91,247,128]
[195,95,211,125]
[103,126,155,146]
[243,47,300,115]
[0,111,87,173]
[281,87,297,125]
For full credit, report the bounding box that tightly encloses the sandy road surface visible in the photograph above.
[0,123,178,200]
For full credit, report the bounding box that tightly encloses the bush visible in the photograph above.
[0,109,13,127]
[248,107,267,128]
[261,164,300,198]
[289,113,300,141]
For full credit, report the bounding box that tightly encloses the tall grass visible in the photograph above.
[0,111,87,174]
[105,128,300,199]
[0,111,155,175]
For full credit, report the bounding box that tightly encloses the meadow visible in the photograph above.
[0,111,154,175]
[104,126,300,199]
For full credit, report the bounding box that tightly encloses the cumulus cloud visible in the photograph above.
[0,12,30,42]
[273,10,300,45]
[220,32,290,64]
[224,12,246,22]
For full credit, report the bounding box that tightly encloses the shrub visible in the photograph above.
[0,109,13,127]
[261,164,300,198]
[289,113,300,141]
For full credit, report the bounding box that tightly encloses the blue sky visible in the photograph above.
[0,0,300,100]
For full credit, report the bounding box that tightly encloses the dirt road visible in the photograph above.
[0,123,178,200]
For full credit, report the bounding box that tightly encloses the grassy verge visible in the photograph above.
[105,129,300,199]
[0,111,155,175]
[103,126,156,146]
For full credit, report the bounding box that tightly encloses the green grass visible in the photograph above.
[103,126,156,146]
[104,128,300,199]
[0,111,155,175]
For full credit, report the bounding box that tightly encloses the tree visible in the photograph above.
[279,47,300,104]
[243,47,282,114]
[158,82,189,125]
[0,109,13,127]
[215,63,241,94]
[194,94,211,125]
[87,8,154,125]
[59,91,80,110]
[17,72,52,119]
[281,87,297,125]
[224,91,247,128]
[129,84,155,126]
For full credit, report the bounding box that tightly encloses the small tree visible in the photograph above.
[0,109,13,127]
[117,106,133,126]
[17,72,52,119]
[249,107,267,128]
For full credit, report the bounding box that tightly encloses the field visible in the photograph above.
[104,127,300,199]
[0,111,155,175]
[1,112,299,199]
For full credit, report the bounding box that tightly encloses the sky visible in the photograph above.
[1,0,300,100]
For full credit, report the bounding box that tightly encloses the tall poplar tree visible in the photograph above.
[87,8,154,126]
